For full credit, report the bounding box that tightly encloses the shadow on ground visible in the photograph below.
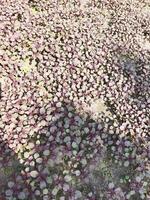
[0,98,145,200]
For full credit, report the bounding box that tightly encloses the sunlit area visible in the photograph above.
[0,0,149,199]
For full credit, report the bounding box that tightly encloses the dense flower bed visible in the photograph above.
[0,0,149,199]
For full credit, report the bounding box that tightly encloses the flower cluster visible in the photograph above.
[0,0,149,199]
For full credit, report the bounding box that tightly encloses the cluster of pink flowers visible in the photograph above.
[0,0,149,199]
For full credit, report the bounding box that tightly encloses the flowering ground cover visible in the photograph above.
[0,0,150,199]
